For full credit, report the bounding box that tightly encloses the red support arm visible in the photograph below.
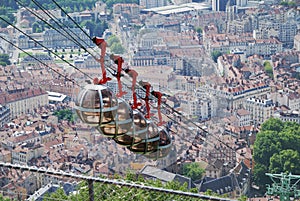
[151,91,165,126]
[92,37,111,85]
[125,69,141,109]
[110,55,126,97]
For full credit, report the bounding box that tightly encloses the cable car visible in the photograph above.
[144,128,172,160]
[74,84,118,126]
[96,98,133,137]
[128,120,160,154]
[113,110,148,146]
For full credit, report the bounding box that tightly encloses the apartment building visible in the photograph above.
[245,98,274,125]
[294,34,300,51]
[0,105,10,127]
[20,54,53,68]
[274,111,300,124]
[139,0,167,9]
[4,132,41,150]
[74,54,99,69]
[200,82,270,110]
[180,95,199,118]
[12,144,44,165]
[139,32,164,50]
[180,94,215,120]
[132,49,170,66]
[279,21,297,47]
[0,88,48,120]
[257,19,297,47]
[113,3,140,18]
[205,33,283,58]
[236,109,251,126]
[43,28,91,49]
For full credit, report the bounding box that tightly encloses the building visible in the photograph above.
[199,82,270,110]
[139,165,192,189]
[20,54,53,68]
[74,54,99,69]
[212,0,231,11]
[0,88,49,120]
[245,98,274,125]
[18,33,44,49]
[132,49,170,66]
[0,105,10,128]
[139,0,167,9]
[199,161,250,196]
[11,143,44,165]
[274,111,300,124]
[47,91,70,104]
[113,3,140,18]
[206,34,283,58]
[139,32,164,50]
[43,28,91,49]
[278,21,297,48]
[236,109,251,126]
[294,34,300,51]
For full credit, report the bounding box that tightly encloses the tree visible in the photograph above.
[93,21,108,37]
[107,35,120,47]
[32,22,43,33]
[0,194,11,201]
[182,162,205,181]
[0,15,10,28]
[0,54,11,66]
[260,118,283,132]
[269,149,300,174]
[0,6,15,28]
[253,130,282,167]
[264,61,273,78]
[53,109,75,122]
[253,118,300,189]
[43,187,68,201]
[195,27,202,34]
[211,51,222,63]
[110,43,125,54]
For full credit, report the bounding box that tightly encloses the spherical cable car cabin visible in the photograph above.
[75,84,118,126]
[96,98,133,137]
[113,110,148,146]
[144,128,172,160]
[128,120,160,154]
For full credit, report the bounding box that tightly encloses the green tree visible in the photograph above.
[182,162,205,181]
[0,193,11,201]
[253,130,282,166]
[195,27,202,34]
[0,6,15,28]
[43,187,68,201]
[0,54,11,66]
[53,109,75,122]
[107,35,120,47]
[110,42,125,54]
[211,51,222,62]
[269,149,300,174]
[0,15,10,28]
[32,22,42,33]
[93,21,108,37]
[253,118,300,189]
[264,61,273,78]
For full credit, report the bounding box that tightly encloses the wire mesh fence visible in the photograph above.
[0,162,234,201]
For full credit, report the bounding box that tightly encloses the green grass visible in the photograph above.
[18,52,33,58]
